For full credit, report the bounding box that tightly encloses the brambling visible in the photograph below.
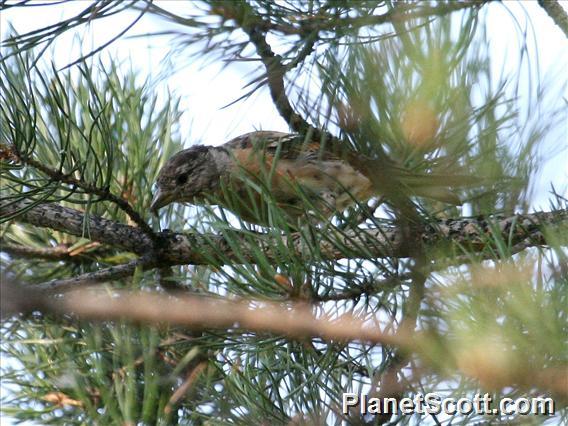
[151,131,463,225]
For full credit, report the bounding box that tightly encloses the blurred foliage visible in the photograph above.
[1,1,566,425]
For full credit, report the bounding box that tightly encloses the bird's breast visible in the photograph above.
[227,148,373,217]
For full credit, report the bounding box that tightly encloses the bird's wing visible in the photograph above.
[222,131,339,162]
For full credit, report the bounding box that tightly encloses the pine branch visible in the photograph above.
[238,5,313,134]
[33,257,153,293]
[1,200,153,255]
[299,1,487,34]
[215,1,487,36]
[313,273,410,302]
[3,200,566,268]
[538,0,568,38]
[8,150,157,240]
[2,282,409,347]
[3,280,565,403]
[374,261,429,425]
[1,2,564,424]
[0,240,105,263]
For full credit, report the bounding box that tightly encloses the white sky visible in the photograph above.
[0,2,567,424]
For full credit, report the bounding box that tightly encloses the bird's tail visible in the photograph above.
[396,170,480,205]
[345,153,482,206]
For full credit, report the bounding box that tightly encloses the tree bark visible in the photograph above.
[2,200,566,267]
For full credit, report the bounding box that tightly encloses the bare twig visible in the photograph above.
[0,237,125,272]
[164,360,208,414]
[34,256,154,293]
[313,273,410,302]
[239,8,313,134]
[2,283,411,347]
[538,0,568,38]
[0,240,105,263]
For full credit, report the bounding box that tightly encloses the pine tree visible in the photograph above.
[1,1,566,425]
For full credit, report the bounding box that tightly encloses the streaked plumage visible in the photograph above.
[151,131,465,224]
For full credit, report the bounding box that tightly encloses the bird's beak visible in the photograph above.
[150,188,175,213]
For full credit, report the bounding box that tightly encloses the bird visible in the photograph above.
[151,131,466,225]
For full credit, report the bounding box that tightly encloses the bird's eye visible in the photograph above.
[176,173,188,185]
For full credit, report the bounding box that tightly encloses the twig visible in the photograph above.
[10,151,157,240]
[164,360,208,414]
[33,256,154,293]
[284,31,319,72]
[322,1,487,32]
[2,284,411,347]
[0,240,110,264]
[1,200,153,256]
[239,10,313,134]
[221,1,488,36]
[538,0,568,38]
[313,273,410,302]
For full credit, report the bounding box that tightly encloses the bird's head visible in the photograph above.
[151,145,217,213]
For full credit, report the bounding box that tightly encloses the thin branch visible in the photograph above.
[2,200,566,268]
[319,1,487,32]
[33,256,153,293]
[313,273,410,302]
[2,283,410,347]
[1,241,78,260]
[538,0,568,38]
[1,240,107,263]
[1,200,152,256]
[238,6,313,134]
[164,360,208,414]
[219,1,488,36]
[9,150,157,240]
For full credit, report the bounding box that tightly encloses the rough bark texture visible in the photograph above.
[538,0,568,38]
[2,200,566,267]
